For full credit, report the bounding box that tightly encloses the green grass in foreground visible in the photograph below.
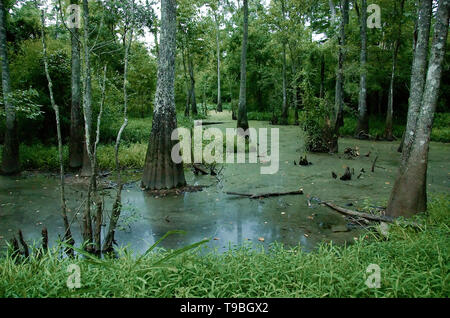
[0,194,448,298]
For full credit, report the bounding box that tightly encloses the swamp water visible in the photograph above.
[1,114,449,254]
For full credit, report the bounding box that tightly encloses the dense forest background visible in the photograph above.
[0,0,448,148]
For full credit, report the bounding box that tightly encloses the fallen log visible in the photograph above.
[226,189,304,199]
[322,202,393,223]
[193,164,209,175]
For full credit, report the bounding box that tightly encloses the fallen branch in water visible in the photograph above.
[193,164,209,175]
[226,189,304,199]
[322,202,422,228]
[322,202,393,223]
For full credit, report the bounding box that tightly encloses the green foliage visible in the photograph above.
[431,113,450,143]
[100,118,152,144]
[247,112,272,121]
[0,117,196,171]
[0,195,448,298]
[0,88,43,120]
[0,142,146,172]
[340,113,450,143]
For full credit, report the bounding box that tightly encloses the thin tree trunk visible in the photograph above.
[319,52,325,99]
[215,9,222,112]
[385,0,405,141]
[237,0,249,131]
[81,0,94,249]
[386,0,448,218]
[153,20,159,57]
[142,0,186,190]
[280,0,288,125]
[385,40,399,141]
[188,49,197,115]
[0,0,19,175]
[289,43,299,126]
[182,45,190,117]
[104,22,131,250]
[69,0,83,169]
[330,0,348,153]
[355,0,368,139]
[92,66,107,255]
[102,0,137,251]
[38,4,74,256]
[281,42,288,125]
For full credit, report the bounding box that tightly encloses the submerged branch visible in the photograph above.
[226,189,304,199]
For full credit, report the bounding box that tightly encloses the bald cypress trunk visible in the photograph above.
[142,0,186,190]
[387,0,449,217]
[237,0,249,131]
[69,0,83,169]
[0,0,19,175]
[355,0,368,139]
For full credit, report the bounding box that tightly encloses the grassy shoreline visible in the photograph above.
[0,194,448,298]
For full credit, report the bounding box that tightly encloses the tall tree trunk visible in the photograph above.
[384,39,399,141]
[142,0,186,190]
[153,20,159,57]
[280,0,288,125]
[386,0,448,217]
[330,0,348,153]
[182,45,190,117]
[355,0,368,139]
[104,12,134,252]
[289,43,299,126]
[188,50,197,116]
[38,5,74,256]
[319,52,325,99]
[401,0,432,167]
[280,42,288,125]
[385,0,405,141]
[0,0,19,175]
[237,0,249,131]
[80,0,92,177]
[69,0,83,169]
[81,0,93,248]
[398,0,421,152]
[215,10,222,112]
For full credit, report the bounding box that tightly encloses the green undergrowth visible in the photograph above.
[0,194,448,298]
[339,113,449,142]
